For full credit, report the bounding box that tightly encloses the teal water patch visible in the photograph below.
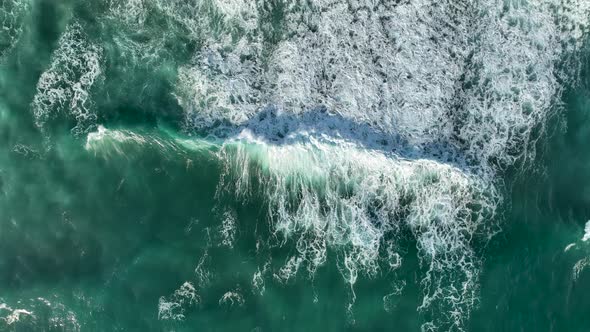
[1,1,590,331]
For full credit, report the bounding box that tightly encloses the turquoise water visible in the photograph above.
[1,0,590,331]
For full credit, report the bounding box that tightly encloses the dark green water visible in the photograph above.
[1,0,590,331]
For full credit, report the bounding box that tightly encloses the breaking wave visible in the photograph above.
[32,0,590,330]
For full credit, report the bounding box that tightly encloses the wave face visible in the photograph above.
[2,0,590,331]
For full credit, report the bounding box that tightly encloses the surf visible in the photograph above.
[20,0,590,330]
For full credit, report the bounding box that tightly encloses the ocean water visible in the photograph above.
[1,0,590,331]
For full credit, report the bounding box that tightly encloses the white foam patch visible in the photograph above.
[219,209,237,248]
[218,290,245,307]
[177,39,262,127]
[5,309,33,325]
[565,222,590,279]
[557,0,590,50]
[573,257,590,281]
[252,262,270,296]
[383,280,406,313]
[457,1,571,169]
[0,298,79,330]
[32,22,102,135]
[582,220,590,242]
[0,0,30,60]
[0,304,34,325]
[158,282,200,321]
[134,0,259,46]
[212,0,258,30]
[107,0,148,26]
[105,0,178,70]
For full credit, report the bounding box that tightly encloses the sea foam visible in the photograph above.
[87,0,590,330]
[32,23,103,136]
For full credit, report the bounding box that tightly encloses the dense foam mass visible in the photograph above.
[72,0,589,330]
[173,0,587,167]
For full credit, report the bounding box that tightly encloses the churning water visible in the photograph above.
[1,0,590,331]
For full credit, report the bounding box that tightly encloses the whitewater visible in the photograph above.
[1,0,590,331]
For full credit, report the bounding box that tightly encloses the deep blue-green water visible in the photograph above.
[1,0,590,331]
